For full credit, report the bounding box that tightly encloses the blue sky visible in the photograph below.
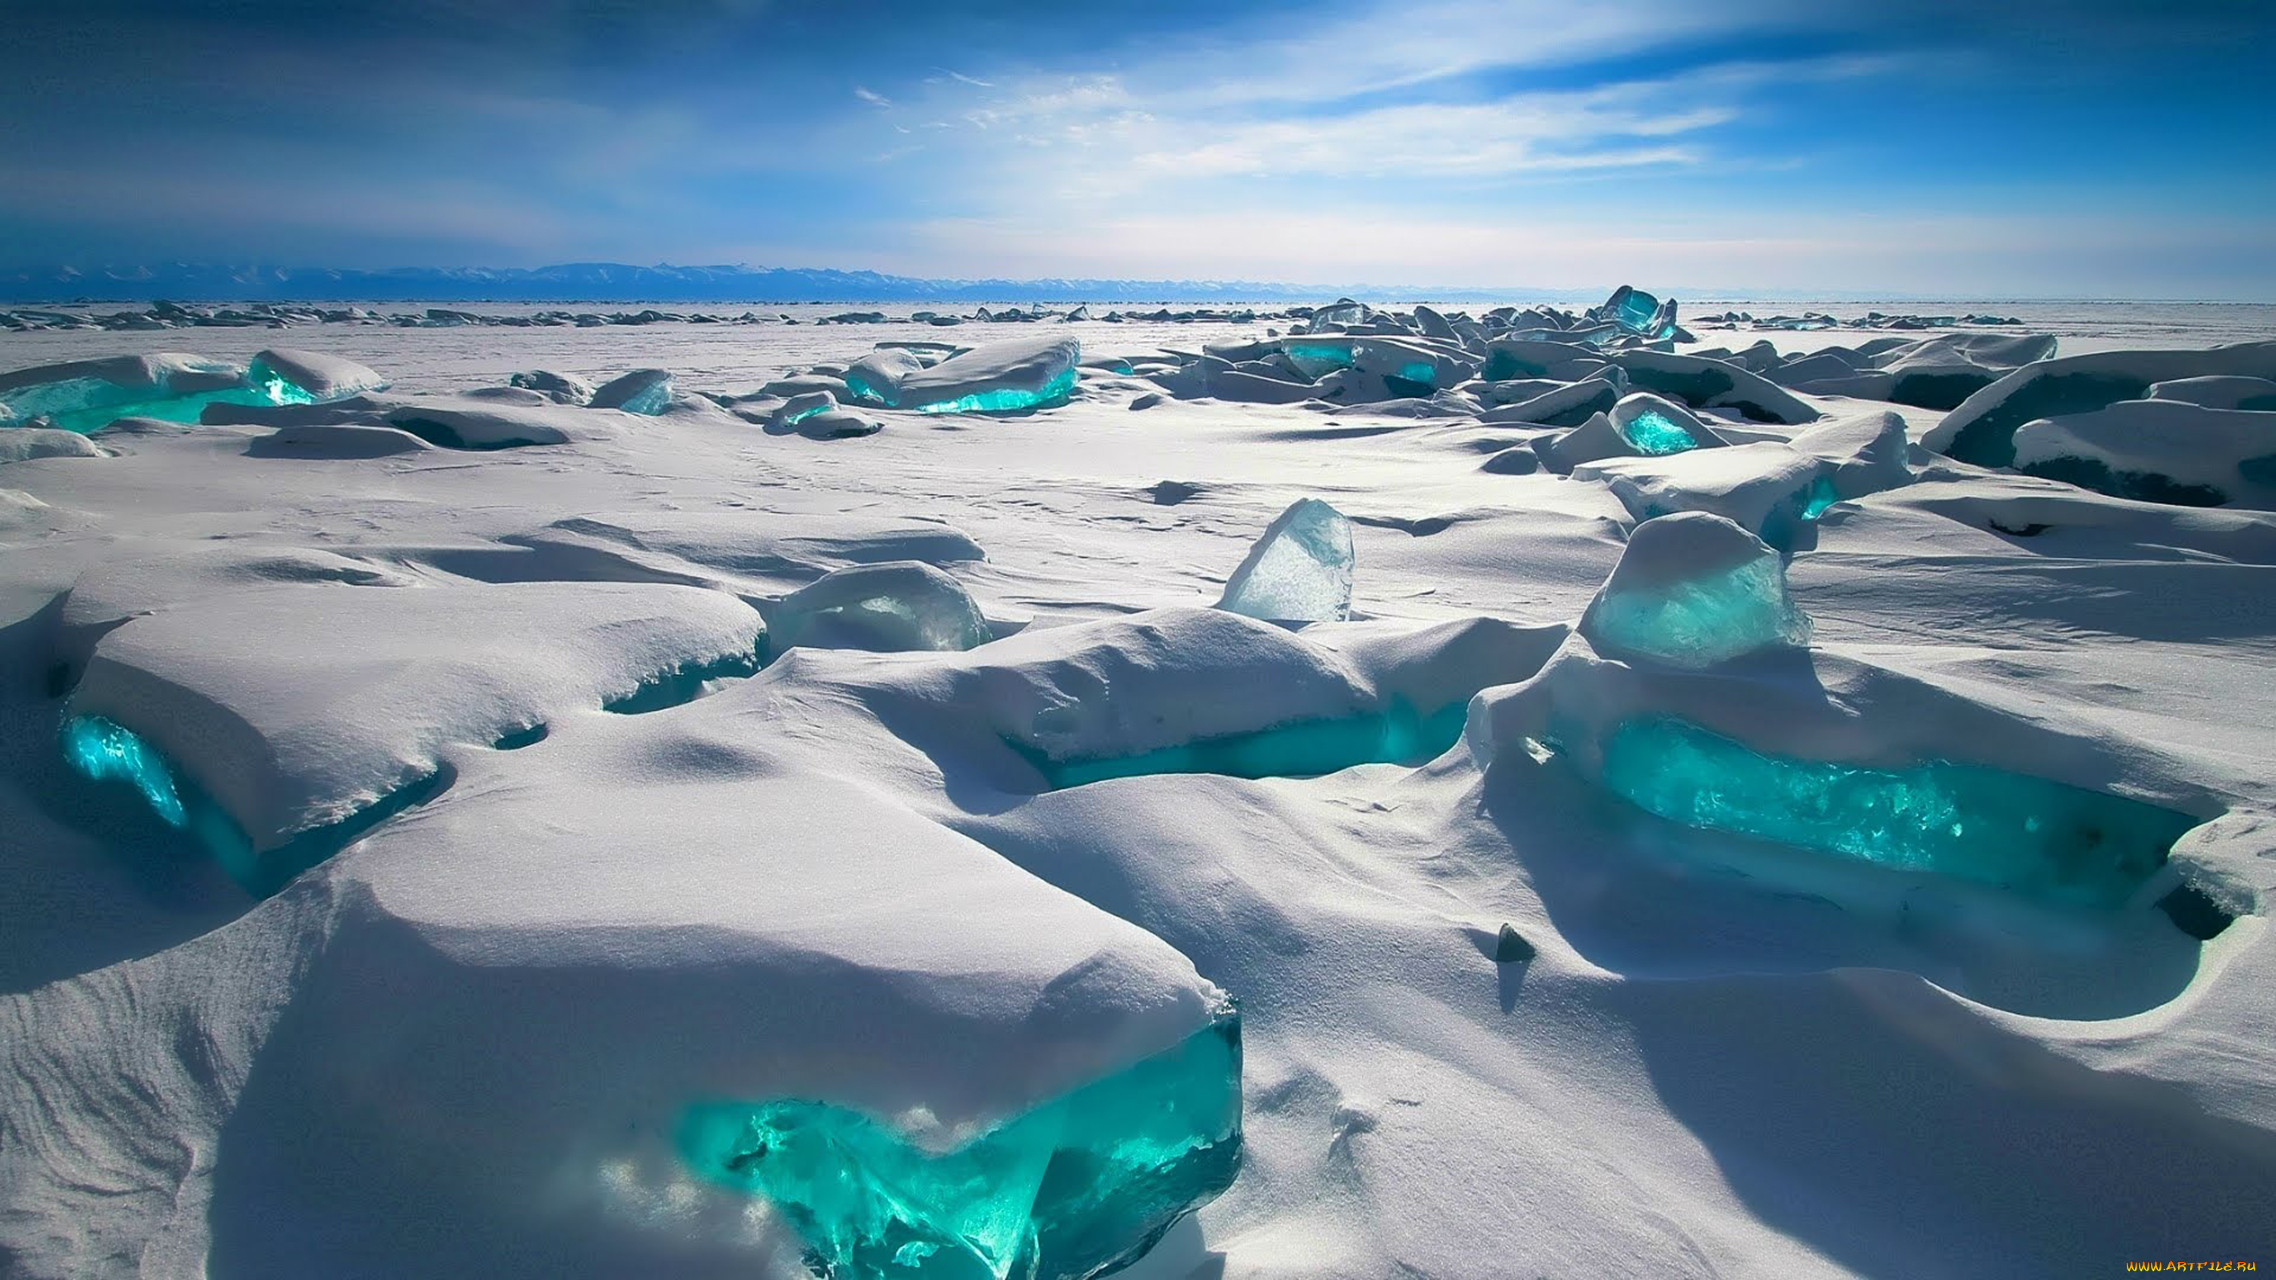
[3,0,2271,296]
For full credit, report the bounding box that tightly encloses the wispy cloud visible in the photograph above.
[853,85,892,107]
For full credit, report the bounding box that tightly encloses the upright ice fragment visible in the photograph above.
[1579,512,1809,668]
[1597,285,1679,340]
[590,368,675,415]
[761,561,991,654]
[1216,498,1355,623]
[682,1004,1241,1280]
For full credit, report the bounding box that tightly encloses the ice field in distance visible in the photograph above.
[4,288,2276,1278]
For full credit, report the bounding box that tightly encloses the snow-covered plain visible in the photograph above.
[3,295,2275,1279]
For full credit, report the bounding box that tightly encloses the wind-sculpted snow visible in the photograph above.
[1578,444,1841,550]
[2012,399,2276,509]
[1925,340,2276,468]
[62,577,764,884]
[1216,497,1355,623]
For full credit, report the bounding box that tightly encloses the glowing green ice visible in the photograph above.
[61,715,186,825]
[1617,410,1699,456]
[1395,361,1437,385]
[1282,343,1357,379]
[914,367,1079,415]
[1799,475,1840,520]
[843,372,895,406]
[1599,717,2195,908]
[60,713,445,897]
[681,1005,1242,1280]
[780,403,829,427]
[1031,700,1468,789]
[1585,551,1809,668]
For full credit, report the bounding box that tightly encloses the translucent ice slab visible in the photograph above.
[1216,498,1354,623]
[680,1005,1242,1280]
[1580,513,1809,668]
[1599,717,2195,909]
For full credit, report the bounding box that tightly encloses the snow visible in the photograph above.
[4,301,2276,1278]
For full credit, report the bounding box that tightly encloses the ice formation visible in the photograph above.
[845,338,1082,414]
[2011,399,2276,508]
[760,561,991,654]
[682,1005,1241,1280]
[1608,392,1724,455]
[1594,285,1679,340]
[1578,443,1837,550]
[246,349,389,402]
[1579,513,1810,668]
[1925,340,2276,467]
[1599,717,2194,909]
[1215,498,1355,623]
[0,349,384,432]
[0,427,102,463]
[589,367,675,415]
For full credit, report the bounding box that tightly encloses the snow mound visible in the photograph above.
[759,561,991,655]
[2012,399,2276,508]
[1576,443,1840,549]
[249,349,389,401]
[590,368,675,415]
[1926,340,2276,466]
[0,428,103,464]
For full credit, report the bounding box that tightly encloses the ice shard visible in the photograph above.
[681,1004,1242,1280]
[1597,286,1678,340]
[589,368,675,415]
[761,561,991,655]
[1599,717,2195,909]
[1579,512,1810,669]
[1216,498,1355,623]
[1608,393,1723,456]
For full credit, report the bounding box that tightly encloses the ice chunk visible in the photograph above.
[894,338,1081,414]
[248,349,388,402]
[1579,512,1810,668]
[507,369,596,404]
[1788,410,1913,500]
[1216,498,1354,623]
[1599,717,2194,908]
[775,390,837,429]
[1577,442,1835,549]
[761,561,991,654]
[1596,285,1678,340]
[681,1005,1241,1280]
[1611,351,1819,424]
[1608,392,1725,455]
[2146,375,2276,411]
[589,368,674,415]
[0,352,256,433]
[841,348,932,406]
[1281,339,1358,379]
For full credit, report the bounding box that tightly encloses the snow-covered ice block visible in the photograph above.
[1608,392,1727,455]
[1926,340,2276,467]
[2013,399,2276,508]
[249,348,389,402]
[507,369,597,404]
[64,579,764,891]
[1534,412,1640,473]
[0,352,250,432]
[1579,512,1810,669]
[773,389,837,430]
[1216,498,1354,623]
[759,561,990,654]
[2146,375,2276,411]
[589,368,674,415]
[0,428,102,463]
[1611,350,1819,424]
[1577,442,1836,549]
[894,337,1082,414]
[1788,409,1914,500]
[1477,378,1618,428]
[243,422,436,459]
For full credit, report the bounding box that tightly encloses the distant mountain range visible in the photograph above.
[0,262,1613,306]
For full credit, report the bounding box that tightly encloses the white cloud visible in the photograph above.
[853,85,892,107]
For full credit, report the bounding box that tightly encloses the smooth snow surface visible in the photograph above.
[4,299,2276,1279]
